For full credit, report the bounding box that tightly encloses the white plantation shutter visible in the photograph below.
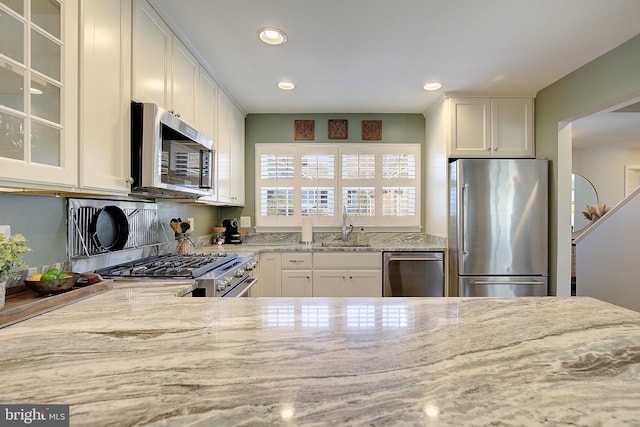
[342,187,375,216]
[382,187,416,216]
[260,187,294,216]
[342,153,375,179]
[256,143,419,229]
[261,154,294,179]
[382,153,416,179]
[301,153,334,180]
[301,187,335,215]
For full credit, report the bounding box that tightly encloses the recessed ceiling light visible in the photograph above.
[258,27,287,45]
[277,81,295,91]
[423,81,442,91]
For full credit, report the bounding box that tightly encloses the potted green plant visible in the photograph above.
[0,234,31,309]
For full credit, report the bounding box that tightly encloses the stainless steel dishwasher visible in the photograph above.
[383,252,444,296]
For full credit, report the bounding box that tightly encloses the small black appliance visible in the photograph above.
[222,218,242,244]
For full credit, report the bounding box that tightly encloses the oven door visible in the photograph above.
[195,275,258,297]
[221,277,258,297]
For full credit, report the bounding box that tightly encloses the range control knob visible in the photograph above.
[216,281,226,291]
[235,269,245,277]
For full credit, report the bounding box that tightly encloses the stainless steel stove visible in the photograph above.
[94,253,235,278]
[94,253,257,297]
[67,198,257,297]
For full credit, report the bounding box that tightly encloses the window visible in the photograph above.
[255,143,420,229]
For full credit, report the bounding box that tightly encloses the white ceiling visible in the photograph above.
[153,0,640,115]
[152,0,640,146]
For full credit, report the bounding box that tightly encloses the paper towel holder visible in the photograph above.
[301,215,313,245]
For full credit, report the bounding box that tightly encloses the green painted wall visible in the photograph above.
[536,33,640,295]
[0,194,67,267]
[222,113,426,226]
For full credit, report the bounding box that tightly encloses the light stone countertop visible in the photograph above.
[1,281,639,426]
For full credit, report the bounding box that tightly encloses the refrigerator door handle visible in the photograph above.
[469,280,546,286]
[462,183,469,255]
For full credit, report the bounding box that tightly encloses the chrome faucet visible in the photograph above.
[342,206,353,241]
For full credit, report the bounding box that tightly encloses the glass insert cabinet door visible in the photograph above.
[0,0,77,186]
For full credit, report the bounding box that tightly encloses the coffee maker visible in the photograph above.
[222,218,242,244]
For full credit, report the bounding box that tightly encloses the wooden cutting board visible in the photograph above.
[0,274,113,328]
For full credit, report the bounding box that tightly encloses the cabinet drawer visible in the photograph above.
[282,252,313,269]
[314,252,381,270]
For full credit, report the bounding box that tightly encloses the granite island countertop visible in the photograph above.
[1,282,639,426]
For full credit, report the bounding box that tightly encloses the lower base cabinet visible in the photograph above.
[281,252,313,297]
[313,270,382,297]
[255,252,282,297]
[282,270,313,296]
[256,251,382,297]
[313,252,382,297]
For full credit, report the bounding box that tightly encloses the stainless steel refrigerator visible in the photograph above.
[448,159,548,297]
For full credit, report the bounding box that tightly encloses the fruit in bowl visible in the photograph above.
[25,268,79,294]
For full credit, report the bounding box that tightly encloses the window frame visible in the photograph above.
[255,143,421,231]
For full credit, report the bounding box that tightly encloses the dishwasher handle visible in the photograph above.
[388,255,443,262]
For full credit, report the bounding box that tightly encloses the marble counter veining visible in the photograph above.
[1,283,639,426]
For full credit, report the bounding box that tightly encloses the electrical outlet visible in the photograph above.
[187,217,194,233]
[0,225,10,239]
[240,216,251,228]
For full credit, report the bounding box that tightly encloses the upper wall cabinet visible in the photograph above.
[0,0,79,188]
[131,0,171,109]
[196,66,218,145]
[169,36,198,126]
[132,0,219,132]
[132,0,198,128]
[215,90,245,206]
[449,97,534,158]
[79,0,133,194]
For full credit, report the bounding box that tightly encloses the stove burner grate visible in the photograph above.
[94,253,238,278]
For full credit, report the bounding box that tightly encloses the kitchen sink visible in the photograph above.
[320,241,371,248]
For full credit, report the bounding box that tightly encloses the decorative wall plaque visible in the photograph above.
[294,120,315,140]
[328,119,348,139]
[362,120,382,140]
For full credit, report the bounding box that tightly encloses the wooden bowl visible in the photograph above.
[24,273,80,295]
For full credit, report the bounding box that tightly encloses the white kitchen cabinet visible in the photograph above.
[312,252,382,297]
[196,68,218,142]
[132,0,199,126]
[281,252,313,297]
[78,0,132,194]
[256,252,282,297]
[216,90,245,205]
[0,0,78,188]
[282,270,313,297]
[194,69,219,203]
[169,36,198,126]
[131,0,171,108]
[449,97,534,158]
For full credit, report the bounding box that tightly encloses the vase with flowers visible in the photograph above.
[0,234,31,309]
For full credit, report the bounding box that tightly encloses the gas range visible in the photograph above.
[94,253,257,297]
[67,199,257,297]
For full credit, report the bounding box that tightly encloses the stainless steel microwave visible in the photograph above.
[130,101,214,198]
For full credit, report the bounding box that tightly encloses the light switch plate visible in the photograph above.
[240,216,251,228]
[0,225,10,239]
